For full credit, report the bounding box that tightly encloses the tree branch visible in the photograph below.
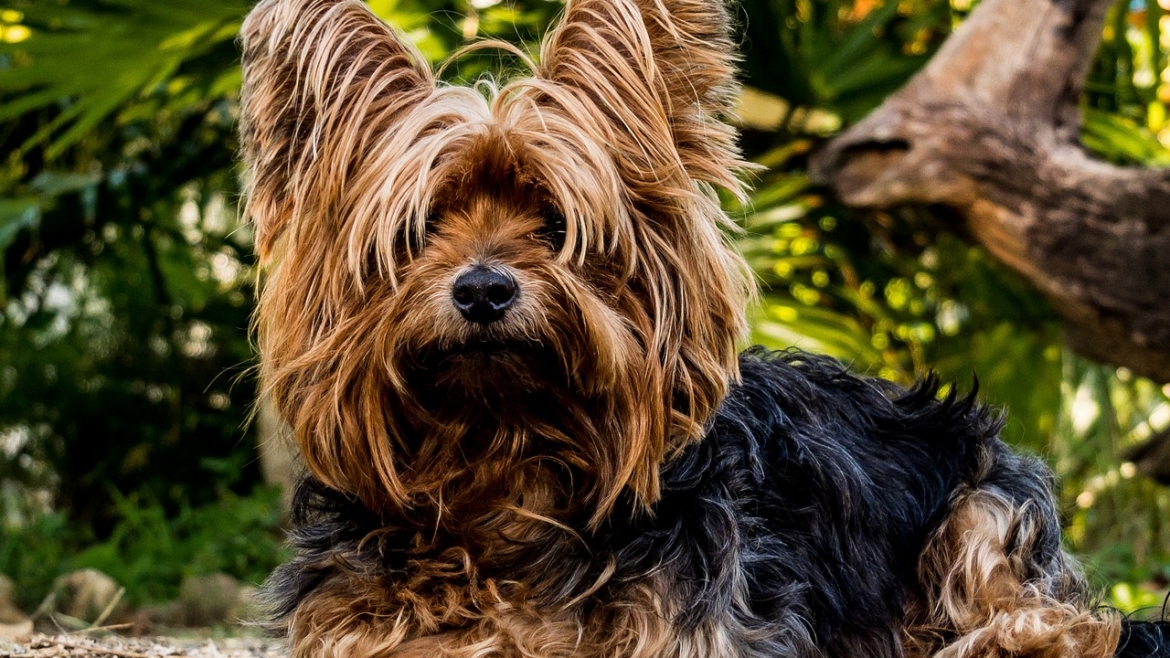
[811,0,1170,382]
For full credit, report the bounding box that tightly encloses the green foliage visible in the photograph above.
[0,0,249,159]
[1058,359,1170,590]
[0,486,289,610]
[1083,108,1170,165]
[737,0,955,123]
[71,486,289,605]
[0,509,77,610]
[0,102,259,531]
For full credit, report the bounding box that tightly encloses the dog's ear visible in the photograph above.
[538,0,743,197]
[240,0,433,260]
[535,0,750,516]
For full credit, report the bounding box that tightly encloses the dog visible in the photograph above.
[238,0,1170,655]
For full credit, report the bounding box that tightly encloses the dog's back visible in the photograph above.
[1119,621,1170,658]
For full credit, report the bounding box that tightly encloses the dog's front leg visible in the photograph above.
[905,443,1120,658]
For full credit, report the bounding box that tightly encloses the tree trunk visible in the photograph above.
[257,395,297,519]
[811,0,1170,384]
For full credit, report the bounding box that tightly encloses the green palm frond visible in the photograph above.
[736,0,954,123]
[0,0,250,158]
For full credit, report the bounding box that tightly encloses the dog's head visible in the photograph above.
[241,0,751,525]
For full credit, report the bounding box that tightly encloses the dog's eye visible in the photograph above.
[421,213,440,239]
[390,215,437,261]
[534,209,567,251]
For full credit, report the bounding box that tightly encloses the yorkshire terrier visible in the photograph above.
[238,0,1168,656]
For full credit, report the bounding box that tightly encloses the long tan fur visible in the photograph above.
[240,0,751,525]
[904,448,1121,658]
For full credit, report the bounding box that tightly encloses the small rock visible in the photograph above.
[129,574,261,630]
[0,574,28,624]
[178,573,244,627]
[0,619,31,641]
[0,574,32,639]
[134,599,184,631]
[54,568,124,623]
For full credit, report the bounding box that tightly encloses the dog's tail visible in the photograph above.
[1116,619,1170,657]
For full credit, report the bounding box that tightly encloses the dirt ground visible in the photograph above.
[0,634,286,658]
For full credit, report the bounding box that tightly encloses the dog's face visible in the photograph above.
[240,0,751,524]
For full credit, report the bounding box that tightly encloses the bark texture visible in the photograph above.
[811,0,1170,383]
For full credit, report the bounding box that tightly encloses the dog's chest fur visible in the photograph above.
[268,351,996,658]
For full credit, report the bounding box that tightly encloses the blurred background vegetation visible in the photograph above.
[0,0,1167,622]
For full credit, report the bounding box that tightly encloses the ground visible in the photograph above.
[0,634,285,658]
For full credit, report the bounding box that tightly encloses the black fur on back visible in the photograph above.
[266,348,1167,657]
[1118,617,1170,658]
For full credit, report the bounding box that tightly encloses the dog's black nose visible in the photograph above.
[452,267,517,324]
